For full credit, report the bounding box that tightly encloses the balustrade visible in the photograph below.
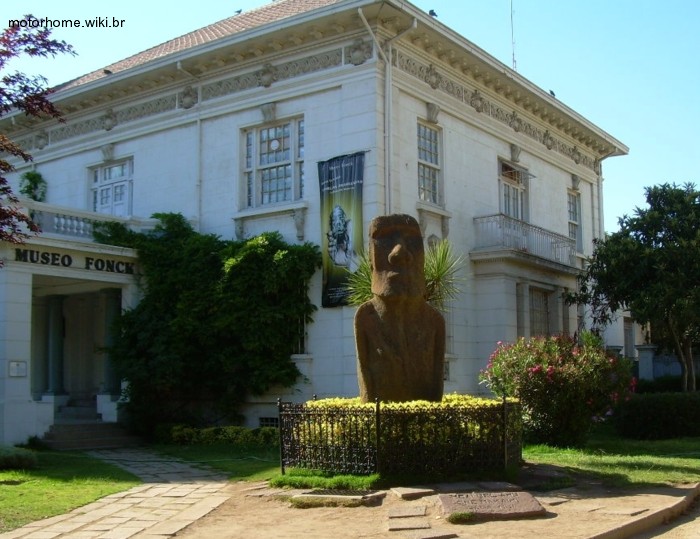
[20,199,157,242]
[473,214,576,266]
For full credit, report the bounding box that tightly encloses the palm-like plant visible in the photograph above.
[345,239,463,311]
[424,239,464,311]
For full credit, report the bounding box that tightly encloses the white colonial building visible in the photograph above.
[0,0,639,444]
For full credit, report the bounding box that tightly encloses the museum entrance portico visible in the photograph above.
[33,277,124,422]
[0,238,139,445]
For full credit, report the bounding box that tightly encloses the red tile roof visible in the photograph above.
[57,0,344,92]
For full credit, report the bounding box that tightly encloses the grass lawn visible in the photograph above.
[152,444,281,482]
[3,425,700,534]
[523,424,700,488]
[0,450,140,533]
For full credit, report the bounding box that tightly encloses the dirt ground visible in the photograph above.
[173,478,700,539]
[174,481,446,539]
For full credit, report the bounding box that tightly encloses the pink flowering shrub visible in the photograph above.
[480,333,634,447]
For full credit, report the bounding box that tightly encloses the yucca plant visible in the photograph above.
[424,239,464,311]
[345,239,463,311]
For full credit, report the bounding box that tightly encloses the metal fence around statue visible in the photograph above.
[278,398,521,477]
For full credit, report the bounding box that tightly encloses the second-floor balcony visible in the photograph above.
[18,199,159,243]
[472,214,577,269]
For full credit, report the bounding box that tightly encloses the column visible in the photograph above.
[516,282,530,338]
[45,295,65,395]
[549,287,564,335]
[636,344,656,381]
[101,289,121,395]
[0,269,38,445]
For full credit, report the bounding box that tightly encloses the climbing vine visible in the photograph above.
[94,213,321,434]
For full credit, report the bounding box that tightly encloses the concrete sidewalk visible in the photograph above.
[0,448,232,539]
[2,448,699,539]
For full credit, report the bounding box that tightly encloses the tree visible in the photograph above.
[0,17,75,259]
[569,183,700,391]
[93,214,322,433]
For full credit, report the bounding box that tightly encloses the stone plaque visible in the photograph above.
[8,361,27,377]
[439,491,546,521]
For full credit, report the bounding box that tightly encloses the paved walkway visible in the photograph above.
[0,448,232,539]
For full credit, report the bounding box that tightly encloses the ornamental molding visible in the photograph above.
[179,86,198,109]
[394,49,597,171]
[346,39,372,66]
[48,95,177,145]
[11,48,345,153]
[202,49,343,102]
[50,116,105,144]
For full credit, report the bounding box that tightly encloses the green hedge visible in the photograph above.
[156,425,279,448]
[281,395,522,477]
[636,375,700,393]
[0,446,38,470]
[612,392,700,439]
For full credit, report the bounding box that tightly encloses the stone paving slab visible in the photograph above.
[387,505,427,518]
[401,532,459,539]
[292,490,387,506]
[439,491,547,521]
[391,487,435,500]
[387,519,431,531]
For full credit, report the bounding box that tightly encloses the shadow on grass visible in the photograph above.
[523,425,700,490]
[151,443,280,481]
[14,450,139,483]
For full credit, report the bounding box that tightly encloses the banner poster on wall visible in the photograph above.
[318,151,365,308]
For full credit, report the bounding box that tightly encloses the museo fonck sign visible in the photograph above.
[14,248,135,275]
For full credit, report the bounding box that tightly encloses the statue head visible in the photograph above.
[368,214,426,299]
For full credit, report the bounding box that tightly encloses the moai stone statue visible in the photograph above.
[354,214,445,402]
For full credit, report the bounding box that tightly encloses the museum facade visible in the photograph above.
[0,0,637,444]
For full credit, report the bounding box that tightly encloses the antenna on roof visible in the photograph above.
[510,0,517,71]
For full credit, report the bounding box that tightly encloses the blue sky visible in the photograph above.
[5,0,698,232]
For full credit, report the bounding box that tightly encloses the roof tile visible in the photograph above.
[57,0,343,91]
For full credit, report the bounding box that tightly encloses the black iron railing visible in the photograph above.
[278,397,521,476]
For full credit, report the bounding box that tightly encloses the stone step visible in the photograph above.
[43,422,143,451]
[57,405,101,420]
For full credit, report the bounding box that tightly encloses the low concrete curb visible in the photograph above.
[590,482,700,539]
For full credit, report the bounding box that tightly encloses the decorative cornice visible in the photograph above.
[48,95,177,145]
[9,48,346,154]
[394,49,598,171]
[9,42,603,174]
[202,49,342,102]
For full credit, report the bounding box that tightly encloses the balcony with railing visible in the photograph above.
[19,199,159,243]
[472,214,577,269]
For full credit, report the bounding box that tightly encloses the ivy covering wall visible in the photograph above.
[94,213,321,434]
